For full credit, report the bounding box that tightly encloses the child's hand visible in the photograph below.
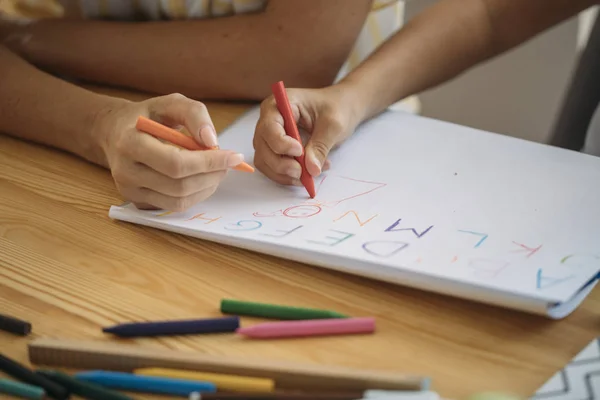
[94,93,245,211]
[253,85,362,186]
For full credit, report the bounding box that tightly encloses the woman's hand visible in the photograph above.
[253,84,363,186]
[93,93,245,211]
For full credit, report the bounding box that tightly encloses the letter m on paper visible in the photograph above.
[385,218,433,238]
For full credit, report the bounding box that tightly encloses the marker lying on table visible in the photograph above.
[220,299,348,320]
[136,116,254,173]
[188,390,439,400]
[271,81,316,198]
[75,370,217,396]
[134,367,274,392]
[0,313,32,336]
[188,391,363,400]
[0,353,68,400]
[37,369,134,400]
[0,378,47,400]
[103,316,240,337]
[236,317,376,339]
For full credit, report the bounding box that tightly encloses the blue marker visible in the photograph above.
[102,316,240,337]
[75,371,216,396]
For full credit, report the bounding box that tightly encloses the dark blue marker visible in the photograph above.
[102,316,240,337]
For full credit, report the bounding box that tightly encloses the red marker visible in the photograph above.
[271,81,316,198]
[236,317,375,339]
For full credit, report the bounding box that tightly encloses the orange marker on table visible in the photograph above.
[135,116,254,173]
[271,81,316,198]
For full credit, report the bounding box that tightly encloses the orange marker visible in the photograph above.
[135,116,254,173]
[271,81,316,198]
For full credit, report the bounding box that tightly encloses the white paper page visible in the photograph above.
[110,107,600,305]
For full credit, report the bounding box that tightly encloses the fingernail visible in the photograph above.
[286,166,302,179]
[292,179,303,186]
[200,126,218,148]
[228,153,245,168]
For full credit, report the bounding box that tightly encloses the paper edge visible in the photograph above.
[108,204,562,318]
[546,274,599,319]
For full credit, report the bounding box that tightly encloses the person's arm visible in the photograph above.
[0,45,243,211]
[4,0,372,100]
[0,44,120,166]
[252,0,598,185]
[344,0,599,122]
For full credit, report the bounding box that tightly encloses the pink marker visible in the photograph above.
[235,317,375,339]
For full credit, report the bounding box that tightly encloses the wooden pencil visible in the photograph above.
[28,338,429,391]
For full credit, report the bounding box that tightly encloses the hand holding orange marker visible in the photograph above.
[271,81,316,198]
[135,116,254,173]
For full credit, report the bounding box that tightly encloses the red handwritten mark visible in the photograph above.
[312,175,387,208]
[314,174,328,197]
[253,174,386,218]
[333,211,378,227]
[252,210,283,218]
[451,256,458,263]
[416,257,423,263]
[187,213,222,224]
[511,242,543,258]
[282,205,322,218]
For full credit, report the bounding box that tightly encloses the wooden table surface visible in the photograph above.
[1,86,598,400]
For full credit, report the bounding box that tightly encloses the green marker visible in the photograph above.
[220,299,348,320]
[36,370,134,400]
[0,378,46,400]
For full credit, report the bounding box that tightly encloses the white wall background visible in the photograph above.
[402,1,598,144]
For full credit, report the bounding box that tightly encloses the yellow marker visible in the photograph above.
[133,368,275,392]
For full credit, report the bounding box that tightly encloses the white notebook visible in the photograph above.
[109,107,600,318]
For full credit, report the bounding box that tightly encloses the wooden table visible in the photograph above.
[0,86,598,400]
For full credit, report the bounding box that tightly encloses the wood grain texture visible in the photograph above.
[0,87,598,400]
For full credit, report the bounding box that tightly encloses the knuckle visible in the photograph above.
[166,92,186,102]
[172,179,189,197]
[260,96,276,112]
[323,113,345,134]
[165,151,186,178]
[271,138,289,155]
[200,185,219,201]
[189,101,208,115]
[114,134,133,156]
[310,140,330,158]
[200,154,218,172]
[272,159,289,175]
